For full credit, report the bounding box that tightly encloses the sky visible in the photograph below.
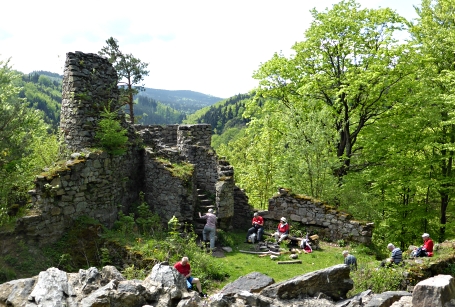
[1,0,420,99]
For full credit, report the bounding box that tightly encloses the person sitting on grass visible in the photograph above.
[300,238,313,253]
[174,257,207,298]
[380,243,402,267]
[412,233,434,257]
[273,217,290,243]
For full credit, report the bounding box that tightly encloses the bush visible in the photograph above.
[350,265,407,295]
[95,104,128,155]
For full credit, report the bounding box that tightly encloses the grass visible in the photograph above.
[211,231,377,291]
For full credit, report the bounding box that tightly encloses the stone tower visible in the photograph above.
[60,51,123,151]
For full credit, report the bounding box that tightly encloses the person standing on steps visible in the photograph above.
[199,208,217,250]
[245,212,264,243]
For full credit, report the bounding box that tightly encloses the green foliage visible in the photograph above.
[114,211,136,235]
[0,59,61,225]
[350,265,407,295]
[136,192,161,235]
[216,229,235,247]
[155,157,194,179]
[122,264,148,280]
[95,103,129,155]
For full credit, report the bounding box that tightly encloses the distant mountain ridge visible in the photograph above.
[140,88,224,114]
[24,71,225,125]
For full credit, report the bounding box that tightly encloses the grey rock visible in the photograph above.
[0,277,36,307]
[412,274,455,307]
[364,291,411,307]
[260,264,353,301]
[28,267,70,306]
[220,272,274,296]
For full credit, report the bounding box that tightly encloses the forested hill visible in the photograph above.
[183,93,251,134]
[141,88,224,114]
[18,71,225,126]
[18,71,62,128]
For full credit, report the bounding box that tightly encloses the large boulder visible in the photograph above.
[28,267,71,306]
[0,277,36,306]
[412,274,455,307]
[220,272,274,296]
[260,264,353,301]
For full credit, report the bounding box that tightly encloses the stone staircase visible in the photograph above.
[193,186,216,236]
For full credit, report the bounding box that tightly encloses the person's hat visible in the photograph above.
[208,209,214,213]
[422,233,430,238]
[280,217,287,223]
[254,212,258,217]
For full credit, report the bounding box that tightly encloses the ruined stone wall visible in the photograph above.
[143,149,196,224]
[13,52,144,245]
[135,125,179,147]
[19,150,143,245]
[262,190,374,244]
[177,125,218,195]
[232,187,254,230]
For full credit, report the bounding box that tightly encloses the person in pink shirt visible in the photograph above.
[199,209,217,250]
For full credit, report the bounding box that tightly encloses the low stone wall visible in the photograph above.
[263,189,374,244]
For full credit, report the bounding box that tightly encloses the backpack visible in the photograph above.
[248,233,256,244]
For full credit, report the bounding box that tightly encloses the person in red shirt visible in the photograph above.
[412,233,434,257]
[245,212,264,243]
[273,217,290,243]
[174,257,206,297]
[421,233,434,257]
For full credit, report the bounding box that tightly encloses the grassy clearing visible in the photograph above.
[213,231,377,290]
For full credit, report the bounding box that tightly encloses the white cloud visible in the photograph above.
[1,0,419,98]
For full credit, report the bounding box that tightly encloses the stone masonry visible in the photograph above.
[262,189,374,244]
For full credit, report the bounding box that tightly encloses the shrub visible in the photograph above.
[95,103,128,155]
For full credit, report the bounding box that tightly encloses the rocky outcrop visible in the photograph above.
[2,264,455,307]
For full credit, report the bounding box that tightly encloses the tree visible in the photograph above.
[0,58,59,224]
[408,0,455,241]
[253,0,412,181]
[99,37,149,124]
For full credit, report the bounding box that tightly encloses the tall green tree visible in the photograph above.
[253,0,412,181]
[408,0,455,241]
[99,37,149,124]
[0,58,59,224]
